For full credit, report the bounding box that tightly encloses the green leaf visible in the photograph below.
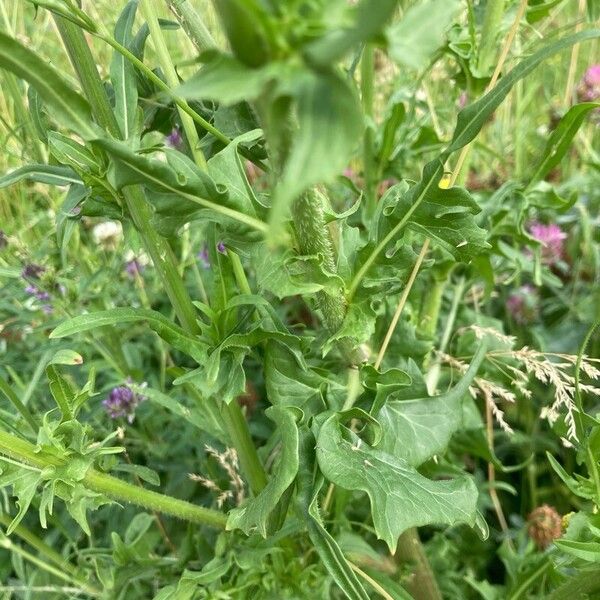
[0,164,81,189]
[48,349,84,366]
[387,0,460,70]
[50,308,208,363]
[527,0,565,24]
[143,386,226,442]
[178,53,285,105]
[227,406,300,536]
[46,365,76,421]
[264,341,326,413]
[384,180,489,261]
[268,69,363,241]
[48,132,100,173]
[0,32,95,138]
[207,129,262,217]
[253,244,345,299]
[374,340,488,465]
[296,428,370,600]
[546,452,596,500]
[553,539,600,562]
[110,1,139,139]
[303,0,399,66]
[111,463,160,486]
[94,138,268,234]
[529,102,600,184]
[0,466,41,535]
[316,411,479,552]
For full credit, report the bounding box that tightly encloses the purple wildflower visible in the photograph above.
[506,285,539,325]
[21,263,45,280]
[197,244,210,269]
[577,64,600,102]
[0,230,7,249]
[528,222,567,265]
[165,127,183,149]
[103,385,145,423]
[125,259,143,278]
[25,284,52,306]
[217,241,227,254]
[41,304,53,315]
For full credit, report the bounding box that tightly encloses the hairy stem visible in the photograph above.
[0,429,227,529]
[395,528,443,600]
[165,0,216,52]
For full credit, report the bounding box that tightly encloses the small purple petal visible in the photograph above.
[197,244,210,269]
[125,259,143,278]
[103,384,145,421]
[165,127,183,149]
[217,241,226,254]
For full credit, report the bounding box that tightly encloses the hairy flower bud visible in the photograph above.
[527,504,562,549]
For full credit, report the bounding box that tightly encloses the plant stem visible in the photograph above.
[361,43,377,218]
[477,0,506,75]
[165,0,216,52]
[418,275,447,339]
[219,401,268,494]
[375,239,430,370]
[509,559,551,600]
[449,0,527,187]
[0,429,228,529]
[425,276,466,393]
[55,17,202,333]
[395,528,443,600]
[141,0,207,168]
[562,0,586,107]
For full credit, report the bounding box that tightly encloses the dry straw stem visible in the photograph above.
[375,238,430,370]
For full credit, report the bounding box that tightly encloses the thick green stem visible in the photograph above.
[477,0,506,75]
[361,43,377,217]
[165,0,216,52]
[291,190,347,332]
[395,528,443,600]
[220,401,268,494]
[0,429,227,529]
[425,276,466,393]
[418,277,446,339]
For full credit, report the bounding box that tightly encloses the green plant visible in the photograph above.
[0,1,599,598]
